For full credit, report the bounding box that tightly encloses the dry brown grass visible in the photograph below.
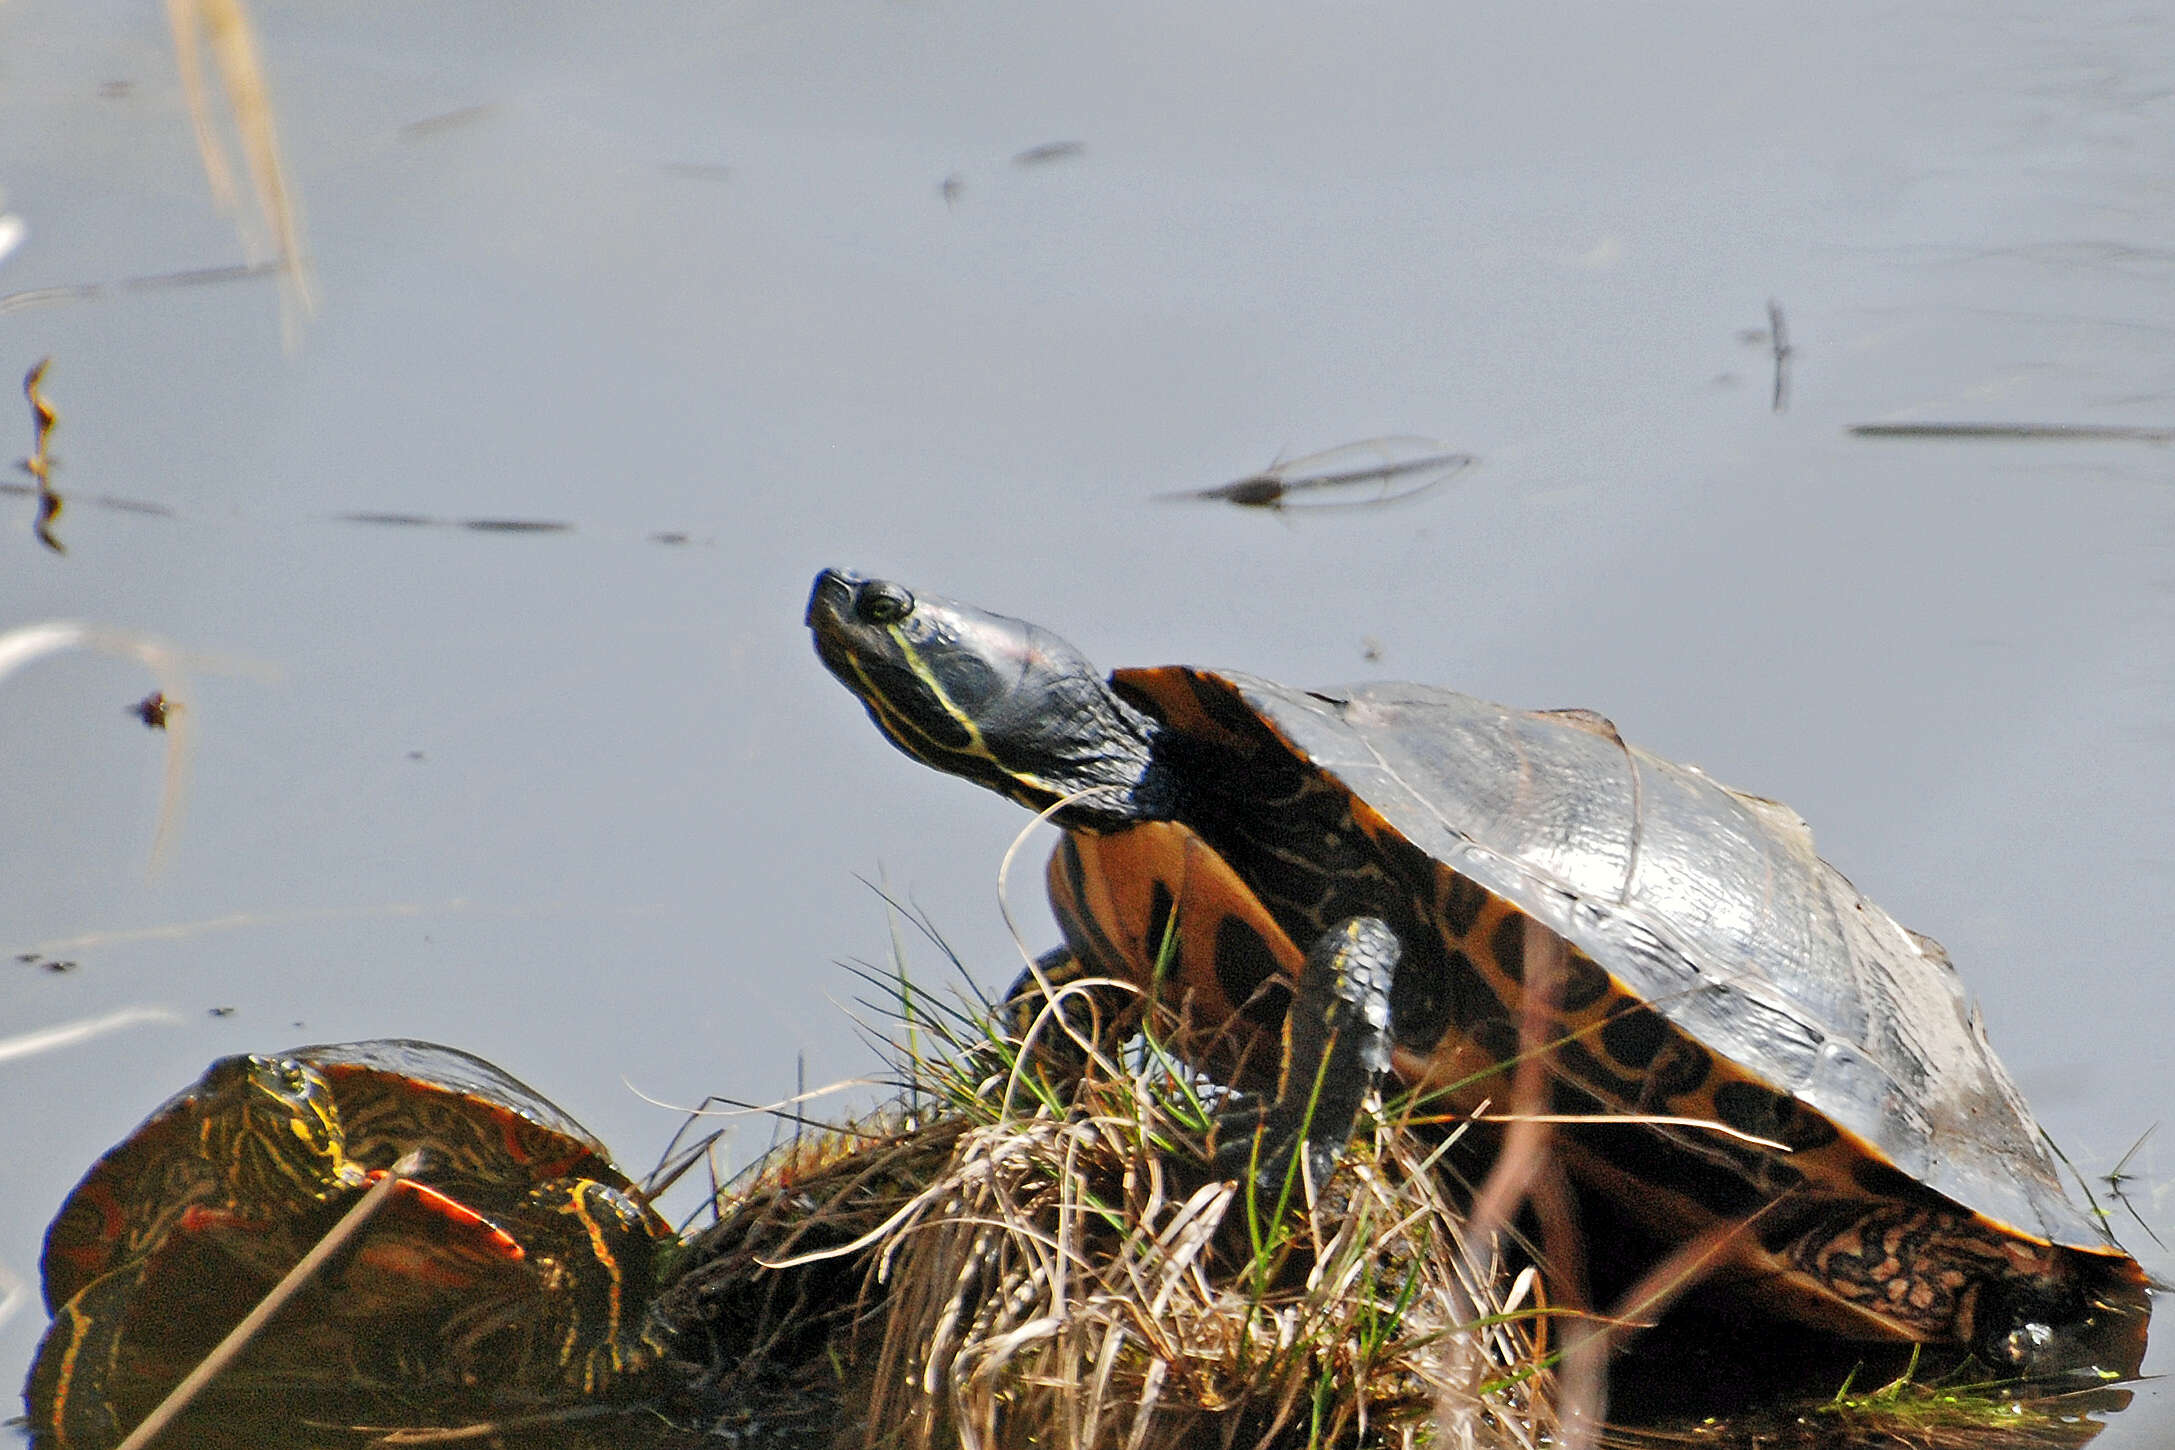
[673,978,1557,1450]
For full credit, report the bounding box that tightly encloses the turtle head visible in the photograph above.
[807,569,1168,829]
[1970,1258,2152,1380]
[198,1053,359,1204]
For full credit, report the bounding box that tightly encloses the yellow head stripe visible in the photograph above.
[852,628,1062,801]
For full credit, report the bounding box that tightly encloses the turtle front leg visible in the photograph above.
[1212,916,1398,1201]
[518,1178,668,1396]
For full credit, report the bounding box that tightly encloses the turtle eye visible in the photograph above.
[856,581,915,625]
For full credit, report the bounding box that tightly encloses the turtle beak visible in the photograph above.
[805,568,864,632]
[805,569,871,682]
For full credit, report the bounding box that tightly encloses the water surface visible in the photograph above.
[2,2,2170,1441]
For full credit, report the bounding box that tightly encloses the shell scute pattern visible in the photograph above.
[292,1042,643,1210]
[1164,669,2101,1253]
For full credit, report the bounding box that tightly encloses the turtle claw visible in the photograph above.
[1210,916,1398,1203]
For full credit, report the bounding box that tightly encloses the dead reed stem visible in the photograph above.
[115,1151,424,1450]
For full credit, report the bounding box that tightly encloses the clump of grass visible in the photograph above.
[1805,1353,2132,1449]
[665,966,1554,1450]
[1603,1350,2141,1450]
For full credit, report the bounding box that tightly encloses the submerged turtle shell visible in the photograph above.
[40,1040,663,1315]
[1121,669,2105,1257]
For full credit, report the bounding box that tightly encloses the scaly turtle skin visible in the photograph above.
[808,569,2150,1374]
[29,1042,671,1449]
[1206,916,1398,1200]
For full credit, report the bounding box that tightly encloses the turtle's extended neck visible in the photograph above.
[1035,680,1176,830]
[807,568,1178,831]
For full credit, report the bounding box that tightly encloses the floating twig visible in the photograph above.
[1850,421,2175,443]
[398,104,495,140]
[1012,140,1084,166]
[0,480,175,516]
[1736,301,1792,412]
[331,511,607,537]
[0,260,283,317]
[1767,299,1792,413]
[0,484,686,541]
[458,517,573,534]
[2101,1125,2165,1252]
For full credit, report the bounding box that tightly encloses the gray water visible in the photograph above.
[2,1,2170,1442]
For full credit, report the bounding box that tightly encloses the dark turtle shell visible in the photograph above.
[1098,667,2146,1360]
[1139,673,2080,1238]
[287,1040,658,1221]
[40,1041,665,1315]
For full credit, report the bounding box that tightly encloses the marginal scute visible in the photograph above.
[1554,950,1612,1013]
[1712,1080,1793,1142]
[1551,1037,1647,1107]
[1533,705,1625,749]
[1490,913,1526,982]
[1438,871,1490,938]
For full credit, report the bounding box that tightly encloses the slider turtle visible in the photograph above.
[806,568,2148,1374]
[30,1041,670,1447]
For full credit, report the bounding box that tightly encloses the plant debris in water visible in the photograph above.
[19,356,63,553]
[1156,438,1476,513]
